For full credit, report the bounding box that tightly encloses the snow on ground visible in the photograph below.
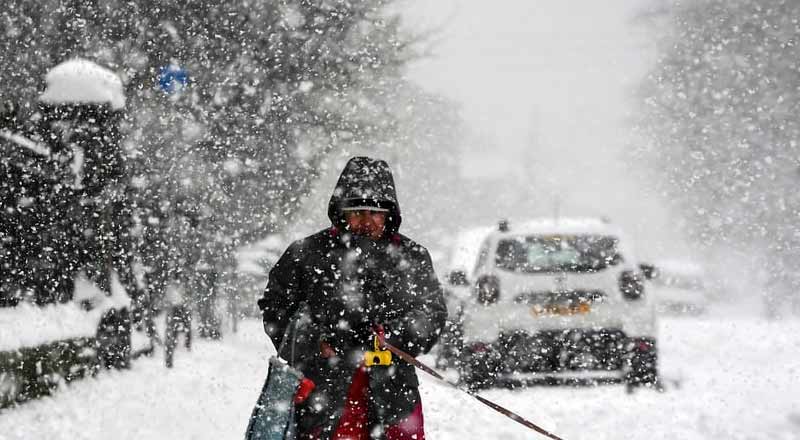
[0,322,274,440]
[425,315,800,440]
[2,317,799,440]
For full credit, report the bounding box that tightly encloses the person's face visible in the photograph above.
[344,210,387,240]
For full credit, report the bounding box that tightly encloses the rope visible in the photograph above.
[381,339,567,440]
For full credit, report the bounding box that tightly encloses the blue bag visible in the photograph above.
[245,356,304,440]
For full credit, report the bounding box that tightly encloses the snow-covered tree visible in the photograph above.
[1,1,462,324]
[636,0,800,312]
[1,59,132,306]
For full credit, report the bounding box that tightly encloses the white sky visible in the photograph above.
[400,0,688,258]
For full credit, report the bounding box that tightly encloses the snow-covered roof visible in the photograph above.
[39,59,126,110]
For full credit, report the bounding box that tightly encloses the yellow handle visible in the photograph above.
[365,335,392,366]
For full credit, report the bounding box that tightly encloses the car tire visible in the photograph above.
[625,337,658,390]
[459,349,501,391]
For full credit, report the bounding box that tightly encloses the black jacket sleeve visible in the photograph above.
[257,240,304,349]
[384,245,447,357]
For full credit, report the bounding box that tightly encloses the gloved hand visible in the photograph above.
[320,341,337,358]
[293,378,315,404]
[372,324,387,349]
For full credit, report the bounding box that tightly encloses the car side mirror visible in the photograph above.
[448,270,469,286]
[612,252,625,264]
[639,263,658,280]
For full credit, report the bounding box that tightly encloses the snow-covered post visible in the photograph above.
[36,59,130,301]
[38,58,126,193]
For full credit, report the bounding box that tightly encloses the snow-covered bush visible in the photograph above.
[0,275,132,408]
[0,337,96,409]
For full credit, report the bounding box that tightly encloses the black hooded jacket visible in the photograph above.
[258,157,447,437]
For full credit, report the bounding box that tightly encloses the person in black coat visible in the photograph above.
[258,156,447,439]
[164,281,192,368]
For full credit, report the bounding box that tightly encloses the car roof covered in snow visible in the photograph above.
[446,218,634,273]
[489,217,623,238]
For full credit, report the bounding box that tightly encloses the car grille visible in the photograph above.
[496,328,627,372]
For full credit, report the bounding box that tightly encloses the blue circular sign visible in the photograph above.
[158,65,189,94]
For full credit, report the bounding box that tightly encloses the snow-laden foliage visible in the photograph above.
[636,0,800,310]
[1,94,127,307]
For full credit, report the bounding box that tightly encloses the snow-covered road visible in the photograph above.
[2,316,799,440]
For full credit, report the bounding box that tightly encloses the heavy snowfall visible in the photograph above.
[1,0,800,439]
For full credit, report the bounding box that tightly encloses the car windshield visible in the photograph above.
[495,235,621,273]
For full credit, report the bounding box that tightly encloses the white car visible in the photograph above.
[441,218,658,390]
[651,260,709,315]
